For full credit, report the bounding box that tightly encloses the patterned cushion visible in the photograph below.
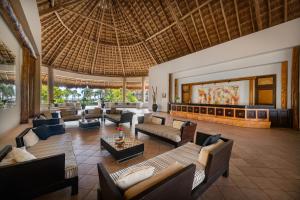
[135,124,181,142]
[27,133,78,179]
[172,120,185,129]
[111,142,205,190]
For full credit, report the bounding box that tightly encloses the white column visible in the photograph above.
[48,66,54,106]
[122,77,126,103]
[141,76,145,102]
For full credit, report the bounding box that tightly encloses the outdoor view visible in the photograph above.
[41,85,147,105]
[0,83,16,109]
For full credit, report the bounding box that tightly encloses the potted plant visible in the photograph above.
[152,86,158,112]
[81,97,87,110]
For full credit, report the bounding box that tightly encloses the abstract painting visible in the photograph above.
[193,84,240,105]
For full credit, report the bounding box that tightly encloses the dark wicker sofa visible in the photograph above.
[135,116,197,147]
[0,126,78,199]
[32,112,61,127]
[97,132,233,200]
[104,110,134,126]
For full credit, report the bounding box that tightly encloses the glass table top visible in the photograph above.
[101,134,143,151]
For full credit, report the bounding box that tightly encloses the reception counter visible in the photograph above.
[170,103,271,128]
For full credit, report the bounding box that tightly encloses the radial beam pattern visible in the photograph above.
[38,0,300,77]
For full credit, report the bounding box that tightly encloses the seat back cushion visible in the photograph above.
[23,129,39,147]
[172,120,185,129]
[124,162,184,200]
[202,134,221,146]
[198,139,224,166]
[116,166,155,190]
[33,125,50,140]
[11,147,36,163]
[144,113,153,124]
[151,117,163,125]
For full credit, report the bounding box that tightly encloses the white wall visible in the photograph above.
[0,16,22,136]
[149,18,300,112]
[18,0,42,54]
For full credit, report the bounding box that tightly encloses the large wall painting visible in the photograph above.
[191,81,249,105]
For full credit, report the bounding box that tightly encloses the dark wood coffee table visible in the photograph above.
[100,134,144,162]
[79,119,100,129]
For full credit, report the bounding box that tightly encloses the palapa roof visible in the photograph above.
[38,0,300,77]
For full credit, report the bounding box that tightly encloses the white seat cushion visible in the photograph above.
[27,133,78,179]
[111,142,205,190]
[136,124,181,142]
[116,166,155,190]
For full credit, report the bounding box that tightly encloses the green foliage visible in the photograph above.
[104,89,123,102]
[126,90,138,103]
[41,85,48,103]
[0,83,15,108]
[0,83,14,99]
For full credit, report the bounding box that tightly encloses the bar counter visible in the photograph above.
[170,103,271,128]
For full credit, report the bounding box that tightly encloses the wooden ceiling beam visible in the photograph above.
[252,0,263,30]
[116,1,158,64]
[82,42,92,73]
[284,0,288,22]
[234,0,242,36]
[91,10,105,74]
[49,1,99,66]
[40,0,85,17]
[199,9,211,46]
[111,9,125,77]
[220,0,231,40]
[248,0,256,32]
[63,7,141,39]
[166,0,194,53]
[75,40,89,71]
[208,3,221,43]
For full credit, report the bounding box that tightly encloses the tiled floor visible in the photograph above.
[36,113,300,200]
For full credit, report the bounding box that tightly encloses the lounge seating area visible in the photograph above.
[0,125,78,199]
[99,132,233,200]
[0,1,300,200]
[135,115,197,147]
[104,109,134,126]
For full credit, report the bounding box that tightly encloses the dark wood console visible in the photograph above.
[170,103,271,128]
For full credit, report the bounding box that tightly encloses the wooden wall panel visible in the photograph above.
[20,47,30,123]
[281,61,288,109]
[249,79,255,105]
[291,47,299,130]
[168,73,172,103]
[174,79,178,99]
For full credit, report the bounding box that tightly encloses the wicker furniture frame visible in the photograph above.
[135,116,197,147]
[96,132,233,200]
[0,127,79,199]
[79,119,101,129]
[104,111,134,126]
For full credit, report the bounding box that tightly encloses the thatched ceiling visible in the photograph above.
[38,0,300,77]
[0,40,15,65]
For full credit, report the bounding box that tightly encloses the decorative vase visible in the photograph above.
[152,103,158,112]
[119,131,124,139]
